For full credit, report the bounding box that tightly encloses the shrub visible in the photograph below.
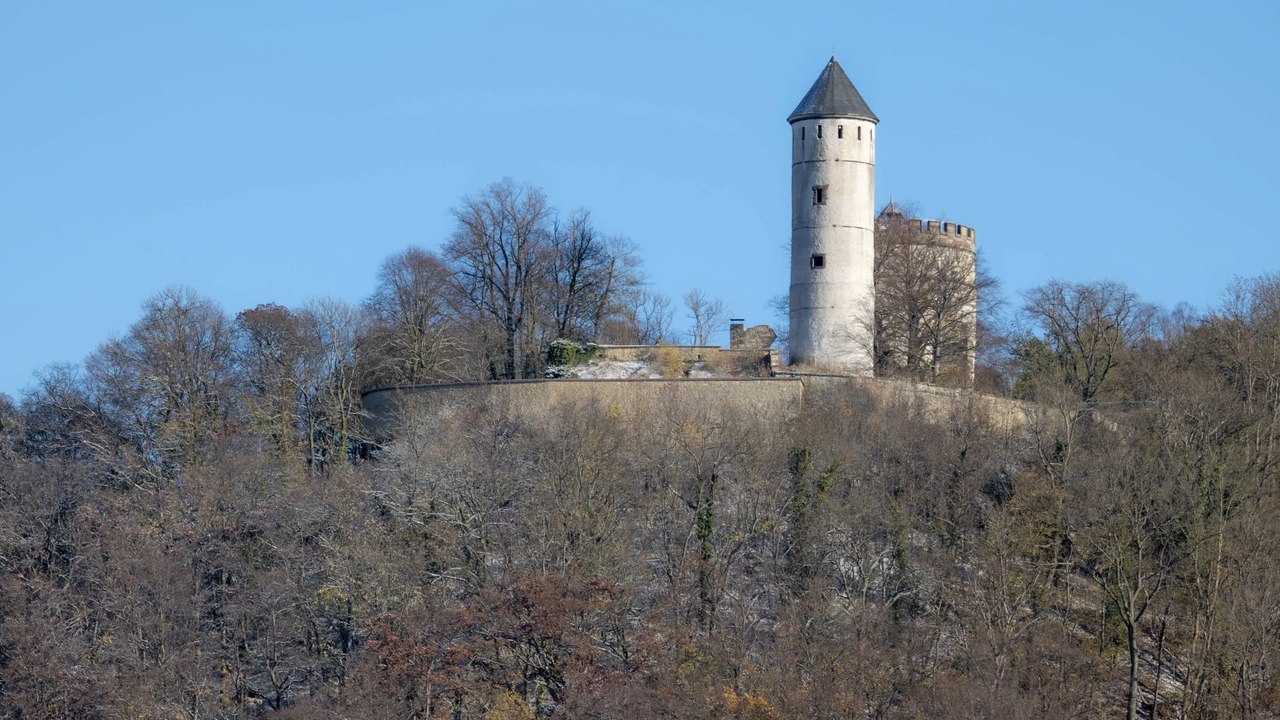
[546,339,597,370]
[652,344,687,378]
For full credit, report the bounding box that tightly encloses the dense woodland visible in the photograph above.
[2,180,1280,718]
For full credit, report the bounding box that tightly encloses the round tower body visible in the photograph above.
[788,59,879,374]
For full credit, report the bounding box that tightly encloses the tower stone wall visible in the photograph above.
[917,219,977,383]
[788,59,878,375]
[874,211,978,384]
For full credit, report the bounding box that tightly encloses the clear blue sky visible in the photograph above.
[3,1,1278,397]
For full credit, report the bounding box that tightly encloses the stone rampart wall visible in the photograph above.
[362,376,1031,442]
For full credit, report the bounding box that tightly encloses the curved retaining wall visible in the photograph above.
[361,376,1030,442]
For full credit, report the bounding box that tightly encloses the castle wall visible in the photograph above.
[589,344,777,373]
[592,345,728,363]
[362,378,806,439]
[362,377,1031,443]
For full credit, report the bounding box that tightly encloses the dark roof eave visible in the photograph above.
[787,111,880,124]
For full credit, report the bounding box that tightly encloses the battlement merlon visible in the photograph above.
[902,219,978,252]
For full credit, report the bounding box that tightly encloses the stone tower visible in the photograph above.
[788,58,879,373]
[876,204,978,384]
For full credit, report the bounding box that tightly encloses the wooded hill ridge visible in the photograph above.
[2,179,1279,718]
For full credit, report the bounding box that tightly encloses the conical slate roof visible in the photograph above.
[788,57,878,124]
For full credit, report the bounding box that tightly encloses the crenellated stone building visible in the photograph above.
[875,205,978,383]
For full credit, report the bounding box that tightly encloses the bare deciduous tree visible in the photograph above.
[445,180,645,378]
[364,247,463,386]
[235,303,325,461]
[1075,436,1182,720]
[601,287,674,345]
[547,211,643,344]
[1021,279,1154,403]
[874,206,990,385]
[297,298,368,467]
[86,286,236,473]
[683,288,727,346]
[446,179,554,380]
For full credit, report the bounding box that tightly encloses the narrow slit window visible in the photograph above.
[812,186,826,205]
[810,254,825,269]
[838,125,844,139]
[857,126,862,140]
[870,128,874,141]
[801,126,805,140]
[817,125,823,138]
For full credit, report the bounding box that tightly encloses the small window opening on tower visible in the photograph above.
[812,186,827,205]
[810,254,825,269]
[801,126,805,140]
[870,128,874,141]
[837,125,844,139]
[817,125,822,138]
[857,126,862,140]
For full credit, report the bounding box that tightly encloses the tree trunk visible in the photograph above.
[1127,618,1140,720]
[1152,610,1167,720]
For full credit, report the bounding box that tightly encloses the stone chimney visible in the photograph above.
[729,319,745,348]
